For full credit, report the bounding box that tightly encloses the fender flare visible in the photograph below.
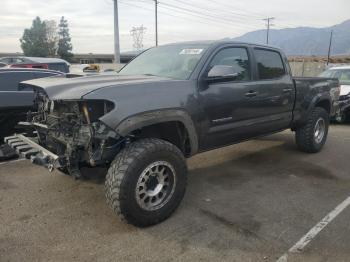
[115,109,199,155]
[307,94,332,116]
[293,94,332,130]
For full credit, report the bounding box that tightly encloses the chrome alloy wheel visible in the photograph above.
[314,117,326,144]
[136,161,176,211]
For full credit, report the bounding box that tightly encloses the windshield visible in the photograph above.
[320,69,350,85]
[118,44,209,80]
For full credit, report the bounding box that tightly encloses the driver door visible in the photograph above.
[198,46,258,150]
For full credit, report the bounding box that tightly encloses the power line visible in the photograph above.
[160,2,260,29]
[119,0,258,31]
[165,0,263,22]
[124,0,262,30]
[118,0,224,28]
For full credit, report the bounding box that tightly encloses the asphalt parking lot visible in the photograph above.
[0,125,349,262]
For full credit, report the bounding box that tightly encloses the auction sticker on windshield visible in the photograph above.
[179,49,203,55]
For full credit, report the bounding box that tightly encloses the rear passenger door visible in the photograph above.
[247,48,295,136]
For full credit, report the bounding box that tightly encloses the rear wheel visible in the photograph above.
[295,107,329,153]
[105,138,187,227]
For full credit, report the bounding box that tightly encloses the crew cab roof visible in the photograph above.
[161,40,283,52]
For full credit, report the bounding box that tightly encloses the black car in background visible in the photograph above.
[0,68,64,140]
[0,57,70,73]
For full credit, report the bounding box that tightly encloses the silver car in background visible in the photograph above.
[320,66,350,122]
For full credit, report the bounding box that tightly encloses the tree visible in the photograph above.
[57,16,73,61]
[45,20,58,57]
[20,17,50,57]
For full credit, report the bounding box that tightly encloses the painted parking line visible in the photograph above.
[0,158,26,166]
[276,196,350,262]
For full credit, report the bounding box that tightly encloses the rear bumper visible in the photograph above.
[4,134,61,171]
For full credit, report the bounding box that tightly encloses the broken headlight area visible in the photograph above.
[27,97,124,178]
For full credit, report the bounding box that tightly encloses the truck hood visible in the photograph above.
[19,74,173,100]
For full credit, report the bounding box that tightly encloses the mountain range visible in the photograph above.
[232,19,350,56]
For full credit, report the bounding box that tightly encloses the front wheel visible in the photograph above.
[105,138,187,227]
[295,107,329,153]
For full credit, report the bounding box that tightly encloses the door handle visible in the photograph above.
[245,91,257,98]
[283,88,293,93]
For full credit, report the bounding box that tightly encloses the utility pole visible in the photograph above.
[154,0,158,46]
[113,0,120,64]
[327,30,333,65]
[263,17,275,45]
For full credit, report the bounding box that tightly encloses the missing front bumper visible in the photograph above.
[4,134,61,171]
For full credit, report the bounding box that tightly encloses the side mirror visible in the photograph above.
[206,65,239,82]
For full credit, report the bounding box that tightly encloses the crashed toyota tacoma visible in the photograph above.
[5,41,340,227]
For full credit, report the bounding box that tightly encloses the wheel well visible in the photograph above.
[315,100,331,114]
[131,121,191,157]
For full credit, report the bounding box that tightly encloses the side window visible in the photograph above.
[209,47,251,81]
[0,72,34,91]
[254,49,285,80]
[0,58,11,64]
[13,58,25,64]
[49,63,68,73]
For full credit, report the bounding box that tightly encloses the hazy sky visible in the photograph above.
[0,0,349,53]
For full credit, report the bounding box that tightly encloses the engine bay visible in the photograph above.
[24,91,123,178]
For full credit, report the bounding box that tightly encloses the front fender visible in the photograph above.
[115,109,199,155]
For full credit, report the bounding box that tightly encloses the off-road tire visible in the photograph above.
[295,107,329,153]
[105,138,187,227]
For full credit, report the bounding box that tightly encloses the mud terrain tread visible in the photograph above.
[295,107,329,153]
[105,138,187,227]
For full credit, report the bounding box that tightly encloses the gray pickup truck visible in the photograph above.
[5,41,339,227]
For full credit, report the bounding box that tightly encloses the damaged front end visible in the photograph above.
[17,91,124,178]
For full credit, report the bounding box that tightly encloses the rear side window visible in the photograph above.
[254,49,285,80]
[209,47,251,81]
